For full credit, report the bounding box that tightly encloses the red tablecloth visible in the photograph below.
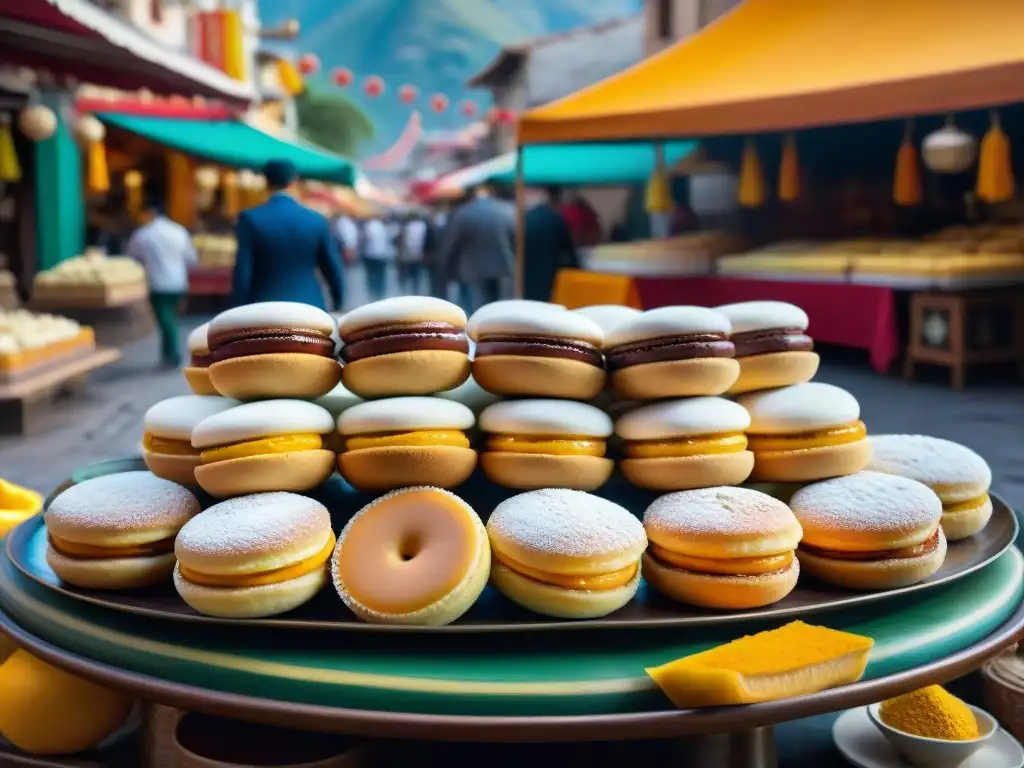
[634,276,899,374]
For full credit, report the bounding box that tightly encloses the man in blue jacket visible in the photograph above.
[232,160,345,310]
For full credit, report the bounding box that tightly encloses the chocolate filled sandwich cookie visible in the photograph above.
[339,296,470,398]
[183,322,217,395]
[715,301,819,394]
[207,302,341,400]
[471,302,605,400]
[605,307,739,400]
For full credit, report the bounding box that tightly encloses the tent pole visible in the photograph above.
[514,145,525,298]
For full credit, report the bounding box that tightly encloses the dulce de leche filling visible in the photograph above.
[649,544,794,577]
[341,322,469,363]
[746,421,866,453]
[605,333,734,371]
[144,433,200,456]
[800,528,941,562]
[486,434,607,457]
[474,335,603,368]
[179,532,336,588]
[495,550,639,591]
[209,327,336,363]
[732,328,813,358]
[344,430,470,451]
[625,432,747,459]
[199,434,323,464]
[49,534,176,560]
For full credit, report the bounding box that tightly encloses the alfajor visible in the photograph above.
[339,296,470,397]
[715,301,819,394]
[191,400,336,498]
[470,302,605,400]
[45,472,200,589]
[183,322,217,395]
[487,489,647,619]
[867,435,993,541]
[479,399,614,491]
[332,487,489,626]
[572,305,641,335]
[207,302,341,400]
[790,471,946,590]
[337,397,477,491]
[739,382,871,483]
[642,487,802,609]
[174,493,334,618]
[605,306,739,400]
[142,395,238,486]
[616,397,754,491]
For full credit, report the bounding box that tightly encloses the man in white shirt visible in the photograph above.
[397,213,428,294]
[334,215,359,264]
[360,215,395,301]
[127,196,197,367]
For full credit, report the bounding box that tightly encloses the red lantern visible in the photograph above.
[331,67,353,87]
[398,84,418,104]
[460,100,477,118]
[430,94,449,113]
[496,108,518,124]
[297,54,320,75]
[364,75,384,98]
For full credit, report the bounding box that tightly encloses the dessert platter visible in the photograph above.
[0,297,1020,765]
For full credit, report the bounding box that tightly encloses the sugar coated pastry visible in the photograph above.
[616,397,754,490]
[142,394,238,486]
[45,471,200,589]
[605,306,739,400]
[339,296,470,397]
[479,399,614,490]
[466,300,566,340]
[183,322,217,395]
[715,301,819,394]
[790,471,946,590]
[739,382,870,482]
[337,397,477,491]
[470,302,605,400]
[174,493,334,618]
[487,489,647,619]
[867,434,992,541]
[642,487,802,609]
[435,373,502,416]
[206,302,341,400]
[332,487,489,626]
[571,304,641,336]
[192,400,336,497]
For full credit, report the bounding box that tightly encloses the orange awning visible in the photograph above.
[519,0,1024,145]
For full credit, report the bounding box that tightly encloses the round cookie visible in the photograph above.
[142,394,238,486]
[183,322,217,395]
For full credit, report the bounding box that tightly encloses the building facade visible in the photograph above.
[643,0,742,54]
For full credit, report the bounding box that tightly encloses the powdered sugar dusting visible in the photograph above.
[867,434,991,490]
[790,471,942,536]
[175,492,330,557]
[486,489,646,558]
[45,471,199,534]
[643,487,800,539]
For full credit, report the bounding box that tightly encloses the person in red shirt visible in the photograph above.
[559,191,603,247]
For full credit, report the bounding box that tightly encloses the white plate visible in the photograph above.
[833,706,1024,768]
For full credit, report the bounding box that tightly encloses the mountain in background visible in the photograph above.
[262,0,642,156]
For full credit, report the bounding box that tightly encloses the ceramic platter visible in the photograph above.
[13,459,1019,634]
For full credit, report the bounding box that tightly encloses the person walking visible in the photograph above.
[523,186,578,302]
[424,205,448,299]
[126,192,197,368]
[397,211,429,294]
[360,213,394,302]
[232,159,345,310]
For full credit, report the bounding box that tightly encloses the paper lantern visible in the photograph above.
[297,54,320,76]
[331,67,353,87]
[74,114,105,144]
[496,108,517,125]
[430,94,449,113]
[398,84,418,104]
[922,118,978,174]
[17,105,56,142]
[363,76,384,98]
[460,101,477,118]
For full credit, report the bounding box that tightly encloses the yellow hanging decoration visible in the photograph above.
[86,139,109,195]
[778,133,800,202]
[276,59,305,97]
[0,116,21,183]
[644,143,671,214]
[738,139,765,208]
[222,172,240,219]
[166,152,197,229]
[124,171,143,219]
[976,110,1014,204]
[893,120,922,207]
[222,10,247,82]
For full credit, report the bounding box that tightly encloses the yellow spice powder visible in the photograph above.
[879,685,980,741]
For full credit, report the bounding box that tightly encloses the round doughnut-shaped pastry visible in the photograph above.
[45,471,200,589]
[642,487,802,609]
[466,300,566,340]
[790,471,946,590]
[571,305,641,338]
[867,434,993,541]
[183,322,217,395]
[715,301,819,394]
[479,399,614,491]
[207,302,341,400]
[174,493,334,618]
[739,382,871,483]
[487,489,646,619]
[192,400,336,498]
[332,487,489,626]
[340,296,470,397]
[605,306,739,400]
[142,394,238,486]
[616,397,753,490]
[471,303,605,400]
[337,397,477,491]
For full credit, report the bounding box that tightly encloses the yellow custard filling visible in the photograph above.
[179,532,336,588]
[345,430,470,452]
[746,421,866,453]
[486,435,606,457]
[625,432,747,459]
[494,551,637,591]
[200,433,322,464]
[143,433,199,456]
[943,494,990,514]
[49,535,176,560]
[650,544,793,576]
